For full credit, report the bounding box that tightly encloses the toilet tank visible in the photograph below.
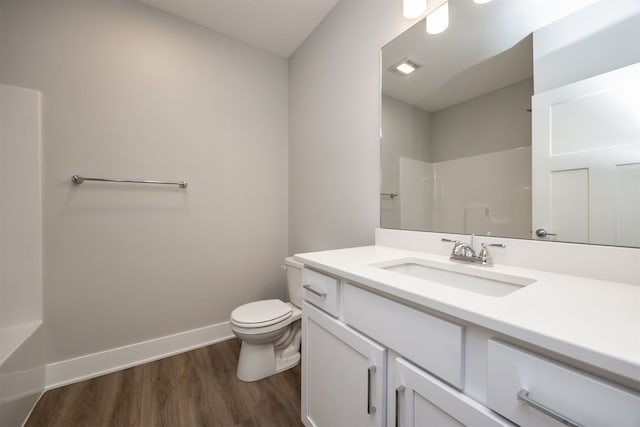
[284,257,304,308]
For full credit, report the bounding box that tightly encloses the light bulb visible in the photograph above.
[396,63,416,74]
[426,1,449,34]
[403,0,426,19]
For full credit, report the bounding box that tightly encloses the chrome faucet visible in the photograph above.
[441,235,505,266]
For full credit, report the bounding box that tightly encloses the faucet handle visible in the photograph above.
[478,243,505,266]
[441,238,462,257]
[482,243,506,248]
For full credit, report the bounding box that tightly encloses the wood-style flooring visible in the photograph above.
[26,338,302,427]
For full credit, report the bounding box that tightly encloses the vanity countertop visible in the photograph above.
[295,245,640,382]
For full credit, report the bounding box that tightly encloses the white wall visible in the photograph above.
[533,0,640,93]
[0,84,42,328]
[432,147,532,239]
[394,148,532,238]
[0,83,45,427]
[288,0,417,254]
[0,1,289,364]
[399,157,433,231]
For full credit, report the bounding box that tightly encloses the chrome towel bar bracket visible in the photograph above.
[72,175,187,188]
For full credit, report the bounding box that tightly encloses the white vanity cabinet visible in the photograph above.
[299,264,640,427]
[301,267,511,427]
[302,301,386,427]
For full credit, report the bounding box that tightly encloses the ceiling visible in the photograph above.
[382,0,603,111]
[138,0,340,58]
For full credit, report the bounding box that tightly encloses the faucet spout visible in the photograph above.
[453,243,475,258]
[441,236,505,267]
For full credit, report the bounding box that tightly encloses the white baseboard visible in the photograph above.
[45,321,234,390]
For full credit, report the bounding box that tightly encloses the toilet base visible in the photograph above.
[235,321,302,382]
[236,340,301,382]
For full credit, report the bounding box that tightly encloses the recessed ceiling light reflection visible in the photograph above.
[392,59,421,75]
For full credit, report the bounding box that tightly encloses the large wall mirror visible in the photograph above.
[381,0,640,247]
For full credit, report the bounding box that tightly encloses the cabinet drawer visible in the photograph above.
[343,284,464,389]
[487,339,640,427]
[302,268,340,317]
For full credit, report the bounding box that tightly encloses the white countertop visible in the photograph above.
[295,245,640,382]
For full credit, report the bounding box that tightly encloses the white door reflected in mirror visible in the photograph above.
[532,63,640,247]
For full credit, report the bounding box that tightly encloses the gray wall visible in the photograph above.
[288,0,415,254]
[380,94,431,229]
[0,0,289,363]
[430,78,533,162]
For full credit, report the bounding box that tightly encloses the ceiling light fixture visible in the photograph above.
[403,0,427,19]
[426,1,449,35]
[404,0,490,35]
[391,59,421,75]
[396,63,416,74]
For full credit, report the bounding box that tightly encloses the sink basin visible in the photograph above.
[370,257,536,297]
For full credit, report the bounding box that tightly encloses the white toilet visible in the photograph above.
[230,257,303,382]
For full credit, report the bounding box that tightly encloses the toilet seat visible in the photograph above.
[231,299,293,329]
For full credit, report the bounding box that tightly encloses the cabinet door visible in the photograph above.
[393,357,512,427]
[302,302,385,427]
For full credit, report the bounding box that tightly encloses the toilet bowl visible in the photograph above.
[230,257,303,382]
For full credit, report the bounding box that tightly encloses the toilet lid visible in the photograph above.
[230,299,293,328]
